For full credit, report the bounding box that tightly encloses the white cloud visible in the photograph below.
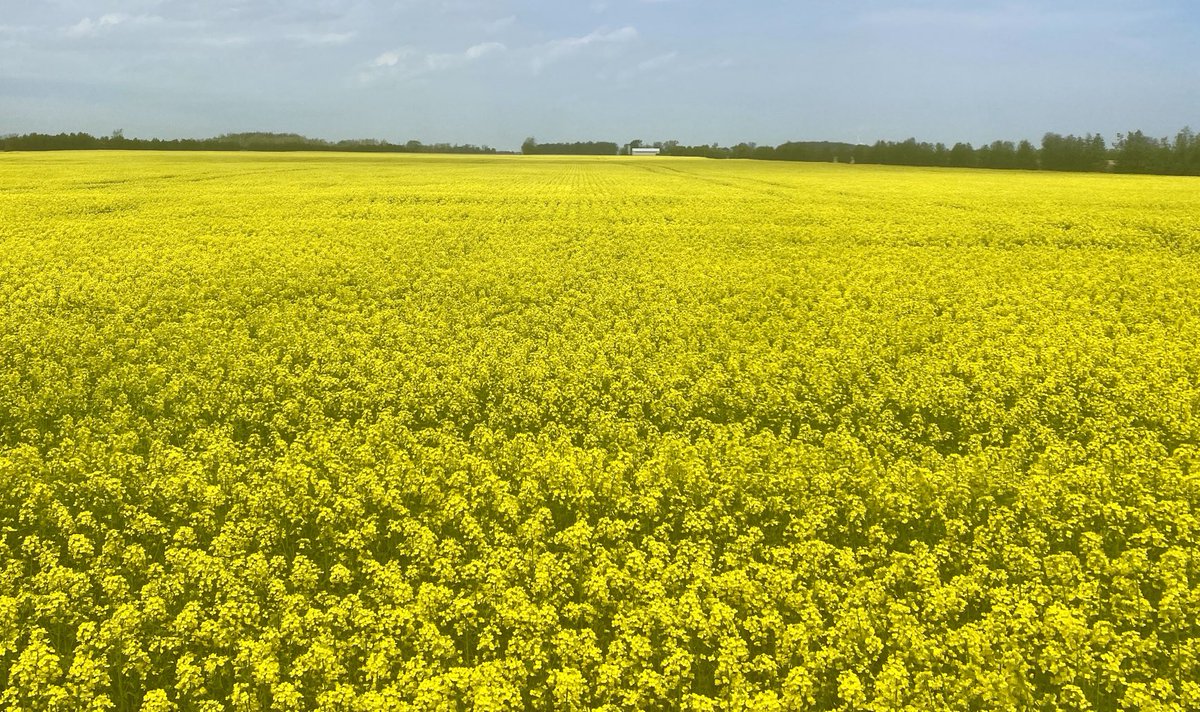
[371,48,416,68]
[64,13,162,39]
[464,41,504,60]
[363,41,506,82]
[600,50,682,84]
[637,51,677,72]
[291,31,357,46]
[191,35,253,48]
[530,26,638,72]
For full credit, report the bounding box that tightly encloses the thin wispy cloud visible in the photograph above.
[858,4,1163,32]
[637,51,677,72]
[530,26,638,73]
[64,13,163,39]
[362,40,505,83]
[465,42,505,59]
[290,31,357,46]
[364,25,640,84]
[190,35,253,48]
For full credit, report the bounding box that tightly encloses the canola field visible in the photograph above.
[1,151,1198,711]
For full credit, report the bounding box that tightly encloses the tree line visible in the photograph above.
[5,128,1200,175]
[631,128,1200,175]
[521,138,619,155]
[0,131,500,155]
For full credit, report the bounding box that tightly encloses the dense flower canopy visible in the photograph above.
[0,152,1198,710]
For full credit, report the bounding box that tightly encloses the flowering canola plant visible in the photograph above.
[0,151,1198,710]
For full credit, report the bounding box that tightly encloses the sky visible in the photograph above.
[2,1,1197,150]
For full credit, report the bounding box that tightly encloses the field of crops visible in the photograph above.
[0,151,1198,710]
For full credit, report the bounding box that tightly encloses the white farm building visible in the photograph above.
[631,147,661,156]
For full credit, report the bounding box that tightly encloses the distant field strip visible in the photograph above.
[0,152,1198,710]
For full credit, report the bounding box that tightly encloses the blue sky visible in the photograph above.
[2,1,1197,150]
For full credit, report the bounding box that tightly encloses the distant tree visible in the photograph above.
[731,142,756,159]
[949,142,976,167]
[1087,134,1108,170]
[772,141,858,162]
[1041,133,1066,170]
[663,143,729,158]
[1114,130,1166,174]
[1173,126,1199,175]
[1042,132,1105,171]
[984,140,1017,169]
[932,143,949,166]
[523,140,618,155]
[1015,139,1038,169]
